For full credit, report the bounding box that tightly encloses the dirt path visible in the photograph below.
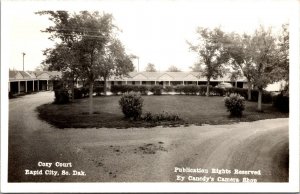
[8,92,289,182]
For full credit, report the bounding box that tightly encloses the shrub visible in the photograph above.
[198,85,208,96]
[164,86,174,93]
[174,85,185,94]
[111,85,149,95]
[182,85,199,95]
[142,111,181,122]
[224,93,245,117]
[150,85,163,95]
[74,88,83,99]
[73,87,90,99]
[119,92,144,120]
[210,87,225,96]
[94,86,104,96]
[273,93,289,112]
[54,89,69,104]
[136,85,149,95]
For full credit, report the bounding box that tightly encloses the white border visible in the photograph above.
[1,0,299,193]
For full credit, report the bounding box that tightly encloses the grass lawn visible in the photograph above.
[37,95,288,129]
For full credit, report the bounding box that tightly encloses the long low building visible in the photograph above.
[9,70,248,95]
[105,71,248,88]
[9,71,62,95]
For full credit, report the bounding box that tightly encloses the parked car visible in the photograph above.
[215,82,233,89]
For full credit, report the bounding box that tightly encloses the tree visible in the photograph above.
[190,62,202,72]
[273,24,289,84]
[35,63,50,71]
[250,26,279,111]
[188,27,230,96]
[145,63,156,72]
[226,33,257,100]
[42,43,82,101]
[97,38,134,95]
[38,11,133,114]
[167,65,181,72]
[37,11,83,101]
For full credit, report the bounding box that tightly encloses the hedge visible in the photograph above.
[111,85,149,95]
[54,89,69,104]
[273,93,289,112]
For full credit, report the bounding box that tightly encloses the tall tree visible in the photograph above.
[226,33,257,100]
[250,26,279,111]
[145,63,157,72]
[37,11,83,101]
[188,27,230,96]
[38,11,133,114]
[273,24,289,84]
[97,38,134,95]
[167,65,181,72]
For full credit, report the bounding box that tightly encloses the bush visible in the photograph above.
[224,93,245,117]
[164,86,174,93]
[199,85,208,96]
[174,85,185,94]
[210,87,225,96]
[54,89,69,104]
[111,85,149,95]
[142,111,181,122]
[225,88,272,103]
[273,93,289,112]
[135,85,149,95]
[73,87,90,99]
[183,85,199,95]
[150,85,163,95]
[94,86,104,96]
[119,92,144,120]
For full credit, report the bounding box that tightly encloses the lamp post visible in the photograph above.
[22,52,26,71]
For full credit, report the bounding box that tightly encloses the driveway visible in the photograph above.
[8,92,289,182]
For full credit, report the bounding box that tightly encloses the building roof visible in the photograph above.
[110,71,247,82]
[9,70,61,81]
[9,70,247,82]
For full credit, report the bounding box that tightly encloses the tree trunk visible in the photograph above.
[103,77,107,96]
[247,82,252,101]
[206,80,210,97]
[257,88,262,112]
[89,82,94,115]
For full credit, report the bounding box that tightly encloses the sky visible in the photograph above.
[3,0,292,72]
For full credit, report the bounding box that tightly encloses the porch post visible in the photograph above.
[140,81,142,85]
[25,81,27,93]
[47,80,49,90]
[37,80,40,91]
[33,80,35,92]
[183,81,185,85]
[169,81,170,86]
[125,80,128,85]
[18,81,20,94]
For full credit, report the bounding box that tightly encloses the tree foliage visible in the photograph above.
[167,65,181,72]
[38,11,134,113]
[188,27,230,96]
[145,63,157,72]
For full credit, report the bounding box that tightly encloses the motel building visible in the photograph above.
[105,72,248,88]
[9,70,248,96]
[9,71,62,96]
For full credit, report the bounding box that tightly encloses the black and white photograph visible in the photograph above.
[1,0,299,193]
